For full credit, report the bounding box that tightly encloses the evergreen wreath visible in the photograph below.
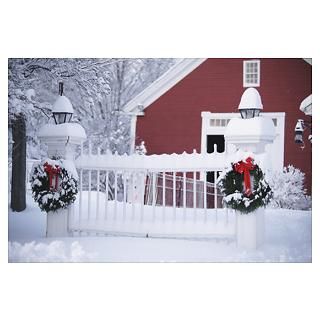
[218,157,272,214]
[30,159,78,213]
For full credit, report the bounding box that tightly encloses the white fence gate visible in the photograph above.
[69,145,236,240]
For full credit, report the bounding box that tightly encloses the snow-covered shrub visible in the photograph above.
[266,165,311,210]
[135,141,147,155]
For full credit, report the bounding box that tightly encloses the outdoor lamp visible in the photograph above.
[52,82,74,124]
[294,119,304,144]
[294,119,312,145]
[238,87,263,119]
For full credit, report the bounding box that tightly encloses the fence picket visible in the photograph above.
[123,171,127,221]
[140,171,144,223]
[114,170,118,221]
[88,170,92,221]
[214,170,218,222]
[193,171,197,222]
[105,171,109,220]
[183,171,186,221]
[131,172,135,220]
[173,172,176,220]
[162,171,166,222]
[96,170,100,221]
[79,169,83,224]
[203,171,207,223]
[152,172,156,221]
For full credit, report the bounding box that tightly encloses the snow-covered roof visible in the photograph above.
[238,88,263,110]
[299,94,312,116]
[52,95,74,113]
[123,58,207,114]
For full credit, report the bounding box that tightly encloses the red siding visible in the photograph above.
[136,59,312,193]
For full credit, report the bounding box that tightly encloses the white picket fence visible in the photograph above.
[69,144,236,240]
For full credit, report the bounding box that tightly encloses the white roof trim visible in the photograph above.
[123,58,207,114]
[300,94,312,116]
[303,58,312,65]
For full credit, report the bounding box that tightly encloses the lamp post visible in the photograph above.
[294,119,312,145]
[38,83,86,237]
[224,87,276,249]
[52,82,74,124]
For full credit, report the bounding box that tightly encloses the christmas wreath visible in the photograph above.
[30,159,78,213]
[217,157,272,214]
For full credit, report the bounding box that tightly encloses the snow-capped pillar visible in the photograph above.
[224,88,276,250]
[38,123,86,237]
[38,90,87,237]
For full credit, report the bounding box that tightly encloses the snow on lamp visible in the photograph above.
[52,82,74,124]
[238,87,263,119]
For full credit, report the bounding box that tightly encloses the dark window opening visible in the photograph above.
[207,135,225,183]
[207,135,225,153]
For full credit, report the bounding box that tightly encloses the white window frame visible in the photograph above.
[243,60,260,87]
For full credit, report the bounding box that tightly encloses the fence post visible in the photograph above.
[37,95,86,237]
[236,208,265,249]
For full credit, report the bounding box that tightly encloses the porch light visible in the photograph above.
[238,87,263,119]
[294,119,312,144]
[294,119,304,144]
[52,82,74,124]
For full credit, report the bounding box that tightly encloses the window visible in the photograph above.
[243,60,260,87]
[210,118,230,127]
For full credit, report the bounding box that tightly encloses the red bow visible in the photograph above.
[233,157,256,196]
[44,162,61,190]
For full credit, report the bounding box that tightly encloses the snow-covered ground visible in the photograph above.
[8,195,311,262]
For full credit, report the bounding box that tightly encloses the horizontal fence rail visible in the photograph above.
[70,143,236,239]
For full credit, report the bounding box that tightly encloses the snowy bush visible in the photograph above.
[135,141,147,155]
[266,165,311,210]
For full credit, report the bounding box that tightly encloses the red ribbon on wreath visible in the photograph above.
[233,157,256,196]
[44,162,61,190]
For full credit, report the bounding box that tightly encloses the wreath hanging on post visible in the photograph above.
[217,157,272,214]
[30,159,78,213]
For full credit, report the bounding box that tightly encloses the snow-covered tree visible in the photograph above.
[134,141,147,155]
[83,58,176,155]
[8,58,176,211]
[266,165,311,210]
[8,58,113,211]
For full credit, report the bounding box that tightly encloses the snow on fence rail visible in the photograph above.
[70,144,235,239]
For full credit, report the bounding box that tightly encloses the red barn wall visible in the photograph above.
[136,59,312,193]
